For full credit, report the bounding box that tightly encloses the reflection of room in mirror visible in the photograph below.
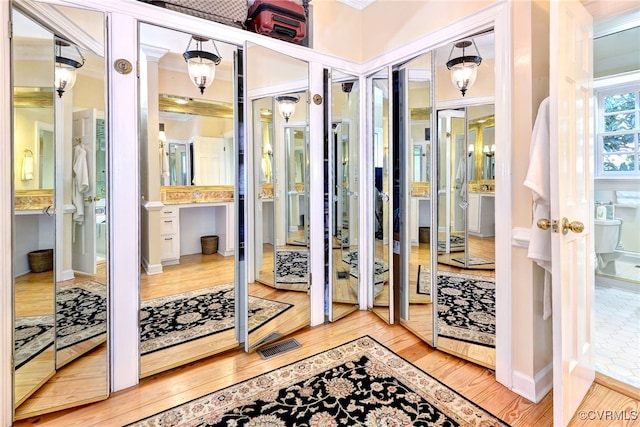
[11,2,110,420]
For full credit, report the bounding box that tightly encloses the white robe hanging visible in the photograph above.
[524,97,553,320]
[72,143,90,224]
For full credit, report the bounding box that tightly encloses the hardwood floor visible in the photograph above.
[12,310,639,427]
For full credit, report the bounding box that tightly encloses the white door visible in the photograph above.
[71,109,98,274]
[192,136,225,185]
[549,1,594,425]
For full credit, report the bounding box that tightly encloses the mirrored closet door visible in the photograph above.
[329,70,360,322]
[249,43,310,352]
[432,30,496,369]
[138,23,240,377]
[393,30,496,370]
[12,1,109,420]
[369,68,393,323]
[396,51,435,346]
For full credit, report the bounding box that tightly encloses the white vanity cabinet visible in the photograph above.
[467,193,495,237]
[160,206,180,265]
[160,202,235,265]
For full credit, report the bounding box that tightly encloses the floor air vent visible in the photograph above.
[257,338,301,359]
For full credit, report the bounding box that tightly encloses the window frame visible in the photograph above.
[595,81,640,178]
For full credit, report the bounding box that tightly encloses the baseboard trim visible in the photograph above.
[142,257,163,275]
[512,363,553,403]
[60,269,75,281]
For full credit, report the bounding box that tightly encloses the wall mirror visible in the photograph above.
[432,29,496,369]
[370,68,393,323]
[138,22,239,378]
[249,42,310,351]
[396,51,435,346]
[12,1,109,420]
[159,93,234,187]
[329,70,360,321]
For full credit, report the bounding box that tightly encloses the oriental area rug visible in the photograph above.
[56,280,107,350]
[14,280,107,369]
[274,249,309,291]
[140,284,293,355]
[437,271,496,347]
[127,336,508,427]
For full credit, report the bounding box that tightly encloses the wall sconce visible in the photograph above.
[183,36,222,95]
[483,144,496,157]
[275,95,300,122]
[446,39,482,97]
[468,143,475,156]
[54,38,85,98]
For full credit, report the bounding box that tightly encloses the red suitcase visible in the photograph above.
[246,0,307,44]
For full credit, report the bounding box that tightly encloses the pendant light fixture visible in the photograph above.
[183,36,222,95]
[275,95,300,122]
[446,39,482,97]
[54,38,85,98]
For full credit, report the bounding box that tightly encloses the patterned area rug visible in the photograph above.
[57,281,107,350]
[140,284,293,355]
[437,234,465,252]
[342,251,388,285]
[14,280,107,369]
[128,336,508,427]
[437,271,496,347]
[452,255,494,266]
[275,249,309,284]
[14,315,54,370]
[416,265,431,295]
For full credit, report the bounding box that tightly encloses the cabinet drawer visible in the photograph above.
[161,207,177,218]
[161,234,179,260]
[160,217,178,234]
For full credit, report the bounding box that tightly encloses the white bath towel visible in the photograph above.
[21,154,34,181]
[524,97,552,320]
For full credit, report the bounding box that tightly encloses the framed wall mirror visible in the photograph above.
[329,70,360,322]
[249,42,310,352]
[12,1,109,420]
[138,22,240,378]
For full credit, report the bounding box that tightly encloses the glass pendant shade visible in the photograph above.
[183,36,221,95]
[446,40,482,97]
[54,39,84,98]
[275,95,300,122]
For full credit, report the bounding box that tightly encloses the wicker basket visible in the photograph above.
[201,235,219,255]
[28,249,53,273]
[419,227,430,244]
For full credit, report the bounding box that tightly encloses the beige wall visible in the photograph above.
[310,1,363,62]
[312,0,496,62]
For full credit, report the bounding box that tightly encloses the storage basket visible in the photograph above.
[419,227,430,244]
[28,249,53,273]
[201,235,219,255]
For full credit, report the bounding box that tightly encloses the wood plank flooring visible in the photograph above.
[12,310,639,427]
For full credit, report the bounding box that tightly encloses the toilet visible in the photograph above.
[594,218,624,273]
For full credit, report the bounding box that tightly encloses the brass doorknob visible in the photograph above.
[537,219,551,230]
[562,217,584,235]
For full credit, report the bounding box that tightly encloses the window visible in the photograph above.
[596,85,640,177]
